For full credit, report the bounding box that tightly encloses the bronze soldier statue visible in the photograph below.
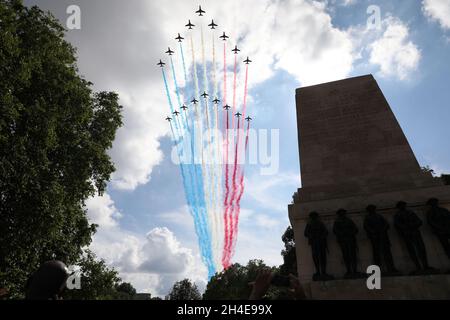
[304,212,334,281]
[333,209,362,278]
[426,198,450,260]
[364,205,400,275]
[394,201,434,274]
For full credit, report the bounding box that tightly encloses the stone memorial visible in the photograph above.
[288,74,450,299]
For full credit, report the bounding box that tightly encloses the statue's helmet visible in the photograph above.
[366,204,377,212]
[426,198,439,206]
[396,201,407,209]
[25,260,69,300]
[336,209,347,216]
[309,211,319,219]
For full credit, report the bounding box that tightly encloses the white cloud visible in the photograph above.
[422,0,450,30]
[341,0,357,5]
[368,17,421,80]
[85,198,206,296]
[108,88,166,190]
[85,193,122,228]
[90,225,207,296]
[139,227,194,274]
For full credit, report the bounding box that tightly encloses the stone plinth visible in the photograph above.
[306,274,450,300]
[289,74,450,299]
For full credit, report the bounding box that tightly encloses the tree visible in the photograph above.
[62,250,120,300]
[167,279,201,300]
[0,1,122,297]
[116,282,137,298]
[203,260,270,300]
[279,226,297,276]
[62,250,138,300]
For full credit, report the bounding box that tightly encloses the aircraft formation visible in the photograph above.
[158,5,253,277]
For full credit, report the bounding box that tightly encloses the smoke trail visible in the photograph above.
[170,56,184,131]
[201,24,219,272]
[222,40,234,269]
[162,21,251,274]
[222,109,231,269]
[162,68,179,133]
[210,33,224,272]
[180,42,188,84]
[232,54,238,129]
[189,33,215,276]
[231,120,251,257]
[223,52,239,266]
[229,64,250,259]
[224,115,241,267]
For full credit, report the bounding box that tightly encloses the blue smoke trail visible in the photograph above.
[169,51,215,277]
[169,124,214,275]
[162,68,180,133]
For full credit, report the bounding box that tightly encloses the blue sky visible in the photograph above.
[26,0,450,295]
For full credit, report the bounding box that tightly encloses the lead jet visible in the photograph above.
[223,104,231,110]
[173,110,180,116]
[219,32,229,41]
[208,19,218,29]
[175,33,184,42]
[165,116,172,122]
[185,20,195,29]
[165,47,174,55]
[191,98,199,104]
[201,91,209,98]
[232,45,240,54]
[181,105,188,111]
[245,116,252,122]
[157,59,165,67]
[244,57,252,64]
[212,97,220,104]
[196,5,205,16]
[235,112,242,118]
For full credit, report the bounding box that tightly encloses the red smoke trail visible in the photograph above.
[222,50,239,268]
[226,64,250,265]
[234,64,250,193]
[225,116,241,267]
[222,110,231,269]
[222,41,232,269]
[231,120,250,256]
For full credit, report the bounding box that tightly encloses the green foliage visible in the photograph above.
[62,250,137,300]
[441,174,450,185]
[167,279,201,300]
[421,166,436,176]
[116,282,137,299]
[63,250,118,300]
[0,1,122,297]
[204,230,300,300]
[203,260,270,300]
